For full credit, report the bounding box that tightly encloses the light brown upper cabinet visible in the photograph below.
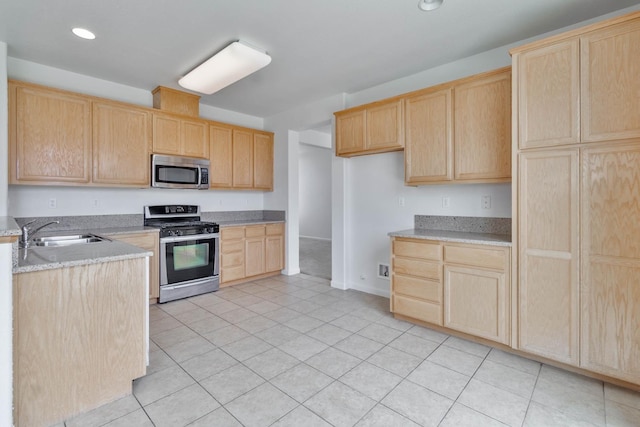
[152,112,209,159]
[209,124,234,188]
[93,101,151,186]
[254,132,274,190]
[405,88,453,184]
[405,67,511,185]
[9,81,92,185]
[232,129,254,188]
[335,98,403,157]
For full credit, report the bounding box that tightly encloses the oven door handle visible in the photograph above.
[160,233,220,244]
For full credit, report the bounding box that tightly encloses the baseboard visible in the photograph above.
[282,267,301,276]
[299,235,332,242]
[348,281,391,298]
[330,280,347,290]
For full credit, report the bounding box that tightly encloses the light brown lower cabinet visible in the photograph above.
[220,222,285,286]
[391,238,511,346]
[13,258,147,427]
[106,231,160,302]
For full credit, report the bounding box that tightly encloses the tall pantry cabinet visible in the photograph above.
[512,11,640,384]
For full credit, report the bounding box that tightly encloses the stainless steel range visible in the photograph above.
[144,205,220,303]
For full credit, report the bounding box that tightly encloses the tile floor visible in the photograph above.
[58,274,640,427]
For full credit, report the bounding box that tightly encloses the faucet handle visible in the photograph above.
[22,219,37,229]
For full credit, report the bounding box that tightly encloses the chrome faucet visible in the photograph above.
[20,220,60,247]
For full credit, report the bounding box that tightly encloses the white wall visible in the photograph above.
[298,143,332,240]
[6,58,266,218]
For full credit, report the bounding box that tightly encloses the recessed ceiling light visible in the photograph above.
[72,27,96,40]
[418,0,444,11]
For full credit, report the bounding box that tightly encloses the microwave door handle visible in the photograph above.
[197,166,202,187]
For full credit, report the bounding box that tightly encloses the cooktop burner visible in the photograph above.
[143,205,219,237]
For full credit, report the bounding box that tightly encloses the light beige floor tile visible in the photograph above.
[330,314,371,333]
[440,403,508,427]
[271,363,333,402]
[268,294,304,306]
[605,383,640,410]
[340,362,403,401]
[263,307,303,323]
[133,365,195,406]
[304,381,376,427]
[388,333,440,358]
[243,348,300,380]
[204,300,242,315]
[334,334,385,360]
[351,307,386,322]
[524,401,601,427]
[306,323,352,345]
[186,315,231,334]
[245,300,281,314]
[289,288,321,300]
[357,323,404,345]
[180,348,237,381]
[216,288,250,301]
[405,324,450,343]
[188,292,226,308]
[374,315,413,332]
[151,325,199,348]
[307,306,345,322]
[221,335,273,361]
[354,404,420,427]
[217,307,259,324]
[444,336,491,357]
[278,335,329,361]
[144,383,219,427]
[367,346,422,377]
[458,378,530,427]
[187,407,242,427]
[254,289,285,300]
[283,314,325,333]
[234,314,277,333]
[605,400,640,427]
[149,316,182,336]
[407,360,470,400]
[427,345,484,376]
[162,336,216,362]
[147,349,177,374]
[65,394,140,427]
[148,339,160,353]
[101,409,154,427]
[381,380,453,426]
[271,406,332,427]
[230,294,264,307]
[310,294,342,307]
[254,324,301,346]
[200,324,250,347]
[226,383,298,427]
[306,347,362,379]
[173,307,216,325]
[537,364,604,397]
[200,364,265,404]
[486,348,541,376]
[149,306,171,322]
[474,359,538,399]
[159,299,200,316]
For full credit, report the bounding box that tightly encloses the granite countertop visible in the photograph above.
[0,217,21,237]
[388,228,512,247]
[218,219,285,227]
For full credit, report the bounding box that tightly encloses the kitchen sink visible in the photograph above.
[30,234,111,247]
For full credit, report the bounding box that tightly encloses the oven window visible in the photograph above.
[173,243,209,271]
[157,166,198,184]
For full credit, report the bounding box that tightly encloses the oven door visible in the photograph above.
[160,233,220,286]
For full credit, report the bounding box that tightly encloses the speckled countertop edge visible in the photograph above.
[0,217,21,237]
[218,220,285,227]
[388,228,512,247]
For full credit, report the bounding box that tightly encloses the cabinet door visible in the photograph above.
[245,237,266,277]
[582,20,640,142]
[152,114,181,155]
[220,227,245,285]
[581,143,640,383]
[266,235,284,272]
[444,265,509,345]
[518,149,580,364]
[93,102,151,186]
[366,99,404,151]
[209,125,233,188]
[182,119,209,159]
[108,232,159,300]
[10,83,91,183]
[335,109,366,156]
[517,39,580,148]
[254,133,274,190]
[405,88,453,184]
[455,70,511,181]
[232,129,254,188]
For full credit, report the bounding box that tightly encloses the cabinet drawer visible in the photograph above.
[393,274,441,303]
[221,240,243,254]
[245,225,266,237]
[266,223,284,235]
[393,257,441,281]
[393,294,442,325]
[394,239,441,260]
[444,244,507,271]
[221,227,244,240]
[222,252,244,268]
[222,265,245,282]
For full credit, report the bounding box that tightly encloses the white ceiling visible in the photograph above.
[1,0,639,118]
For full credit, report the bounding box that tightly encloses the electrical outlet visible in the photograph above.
[378,263,390,279]
[48,198,57,209]
[482,195,491,209]
[398,196,405,207]
[442,197,450,208]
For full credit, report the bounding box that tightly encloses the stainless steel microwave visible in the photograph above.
[151,154,210,190]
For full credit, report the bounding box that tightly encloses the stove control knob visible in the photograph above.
[174,230,183,236]
[207,227,215,233]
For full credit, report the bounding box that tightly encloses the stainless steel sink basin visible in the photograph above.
[30,234,111,247]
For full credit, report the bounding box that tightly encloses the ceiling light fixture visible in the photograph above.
[418,0,444,11]
[178,41,272,95]
[71,27,96,40]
